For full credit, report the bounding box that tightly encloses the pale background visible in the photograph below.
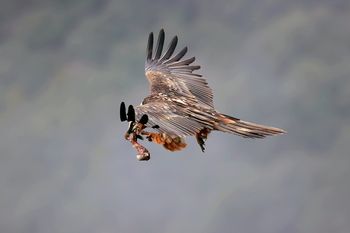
[1,1,350,233]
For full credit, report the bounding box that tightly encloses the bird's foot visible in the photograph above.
[126,132,151,161]
[120,102,151,161]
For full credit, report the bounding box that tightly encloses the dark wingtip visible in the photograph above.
[159,28,165,36]
[120,102,127,122]
[147,32,154,61]
[139,114,149,125]
[154,29,165,60]
[159,35,178,62]
[165,46,188,64]
[191,65,201,70]
[127,105,135,122]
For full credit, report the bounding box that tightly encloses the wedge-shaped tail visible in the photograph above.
[216,114,286,138]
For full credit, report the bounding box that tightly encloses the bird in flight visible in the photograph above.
[121,29,285,161]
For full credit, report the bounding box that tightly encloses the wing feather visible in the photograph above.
[135,103,206,136]
[164,47,188,64]
[145,29,214,108]
[167,57,195,66]
[146,32,153,62]
[159,36,177,62]
[135,101,218,136]
[154,29,165,60]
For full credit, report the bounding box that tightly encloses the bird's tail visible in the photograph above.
[215,113,286,138]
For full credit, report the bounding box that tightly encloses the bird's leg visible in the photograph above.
[196,128,211,152]
[124,116,151,161]
[125,132,150,161]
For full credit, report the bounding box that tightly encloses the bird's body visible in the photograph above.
[121,29,285,159]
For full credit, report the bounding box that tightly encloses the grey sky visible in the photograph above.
[1,1,350,233]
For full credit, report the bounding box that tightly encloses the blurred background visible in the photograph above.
[1,0,350,233]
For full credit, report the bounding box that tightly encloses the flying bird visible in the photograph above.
[121,29,285,160]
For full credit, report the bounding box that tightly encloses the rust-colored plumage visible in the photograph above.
[121,29,285,160]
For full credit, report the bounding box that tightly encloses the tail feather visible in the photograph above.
[216,113,286,138]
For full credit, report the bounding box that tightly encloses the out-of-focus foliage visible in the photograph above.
[1,1,350,233]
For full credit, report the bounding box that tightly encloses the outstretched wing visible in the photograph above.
[145,29,214,108]
[135,102,215,137]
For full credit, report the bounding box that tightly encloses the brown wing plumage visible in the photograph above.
[135,102,213,136]
[144,29,214,108]
[134,29,217,136]
[135,29,285,140]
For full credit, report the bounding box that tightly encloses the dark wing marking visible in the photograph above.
[139,114,149,125]
[120,102,127,122]
[135,103,215,137]
[145,29,214,108]
[127,105,135,122]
